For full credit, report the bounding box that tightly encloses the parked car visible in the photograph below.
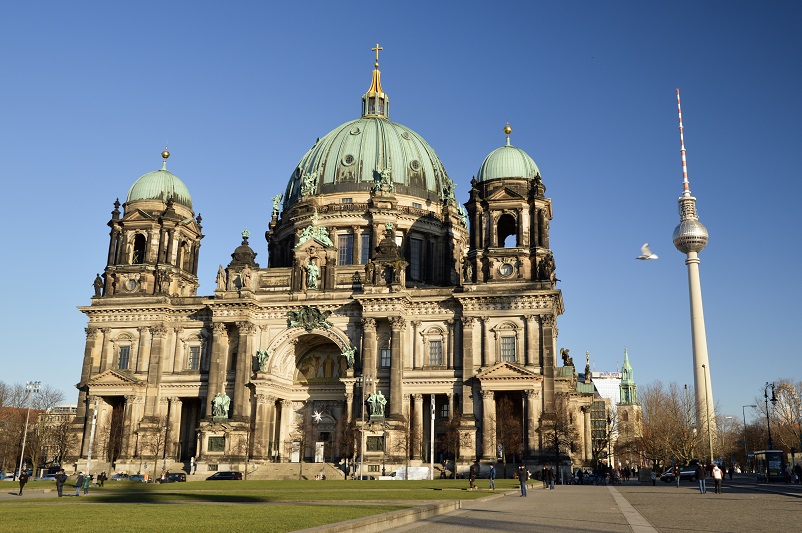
[128,474,147,483]
[661,464,700,482]
[35,474,58,481]
[206,471,242,480]
[110,473,129,481]
[156,472,186,483]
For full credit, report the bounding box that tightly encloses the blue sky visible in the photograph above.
[1,1,799,422]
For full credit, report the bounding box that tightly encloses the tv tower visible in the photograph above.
[672,89,716,449]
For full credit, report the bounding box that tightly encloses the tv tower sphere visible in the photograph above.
[673,217,708,253]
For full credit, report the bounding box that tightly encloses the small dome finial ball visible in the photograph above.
[162,149,170,160]
[504,125,512,135]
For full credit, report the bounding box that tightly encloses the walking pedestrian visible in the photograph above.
[695,463,706,494]
[489,464,496,491]
[712,464,723,494]
[674,465,680,488]
[541,466,548,488]
[468,464,477,490]
[547,465,555,490]
[55,469,67,497]
[190,456,196,475]
[18,471,29,496]
[651,470,657,486]
[75,472,84,496]
[518,465,528,496]
[82,472,92,495]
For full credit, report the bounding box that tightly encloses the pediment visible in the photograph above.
[295,236,334,251]
[476,362,540,380]
[84,369,145,388]
[486,186,525,202]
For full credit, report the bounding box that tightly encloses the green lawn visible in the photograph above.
[0,501,406,533]
[1,479,518,532]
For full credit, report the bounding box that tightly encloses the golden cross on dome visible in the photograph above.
[372,43,383,64]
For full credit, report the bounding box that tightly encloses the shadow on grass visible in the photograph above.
[87,482,269,504]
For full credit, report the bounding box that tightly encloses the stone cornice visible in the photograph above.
[456,293,563,314]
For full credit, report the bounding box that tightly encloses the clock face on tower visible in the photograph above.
[498,263,514,277]
[125,279,138,292]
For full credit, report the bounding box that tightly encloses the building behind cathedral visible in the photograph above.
[70,49,639,477]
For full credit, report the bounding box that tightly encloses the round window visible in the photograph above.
[342,154,355,166]
[350,127,361,135]
[401,131,410,140]
[409,159,421,171]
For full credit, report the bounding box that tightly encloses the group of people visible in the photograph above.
[695,462,724,494]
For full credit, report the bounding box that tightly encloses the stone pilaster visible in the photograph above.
[389,317,405,418]
[206,323,228,418]
[412,393,424,460]
[481,389,495,460]
[460,317,476,422]
[234,321,257,420]
[361,318,376,378]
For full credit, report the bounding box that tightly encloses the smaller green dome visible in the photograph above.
[126,161,193,209]
[476,144,540,182]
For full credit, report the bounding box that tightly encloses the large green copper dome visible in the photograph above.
[282,53,452,209]
[126,159,193,209]
[476,133,540,183]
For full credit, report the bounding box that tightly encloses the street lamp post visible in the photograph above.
[742,404,757,471]
[763,382,778,450]
[17,381,41,479]
[701,364,713,463]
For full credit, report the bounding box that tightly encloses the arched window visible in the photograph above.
[132,234,146,264]
[497,214,517,248]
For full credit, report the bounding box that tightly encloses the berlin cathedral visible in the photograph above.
[71,48,616,478]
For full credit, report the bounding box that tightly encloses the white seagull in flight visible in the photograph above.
[636,243,659,260]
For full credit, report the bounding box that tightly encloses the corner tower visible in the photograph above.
[464,124,552,285]
[101,150,204,298]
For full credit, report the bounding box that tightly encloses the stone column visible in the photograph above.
[520,208,530,247]
[234,322,257,420]
[583,406,592,461]
[541,315,556,412]
[460,317,476,421]
[345,392,354,423]
[412,394,424,460]
[81,396,100,457]
[172,327,184,373]
[76,328,101,421]
[481,316,490,367]
[410,321,421,369]
[361,318,376,378]
[253,394,270,459]
[279,399,293,461]
[99,328,112,372]
[144,326,167,418]
[481,389,495,460]
[206,323,228,418]
[389,317,405,418]
[352,225,361,264]
[525,315,539,367]
[445,319,454,369]
[524,389,540,455]
[168,397,182,460]
[444,392,453,421]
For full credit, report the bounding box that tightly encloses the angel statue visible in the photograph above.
[341,345,357,370]
[255,349,270,372]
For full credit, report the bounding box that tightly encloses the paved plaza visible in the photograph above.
[386,480,802,533]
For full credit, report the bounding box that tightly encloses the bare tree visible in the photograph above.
[770,380,802,453]
[139,416,170,480]
[495,396,523,466]
[542,394,580,468]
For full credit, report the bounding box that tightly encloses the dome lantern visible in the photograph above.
[361,43,390,119]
